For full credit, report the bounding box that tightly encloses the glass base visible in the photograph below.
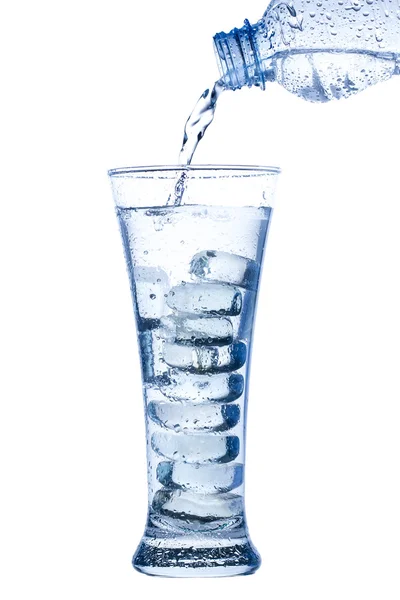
[133,525,261,578]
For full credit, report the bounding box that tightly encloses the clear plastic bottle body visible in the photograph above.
[214,0,400,101]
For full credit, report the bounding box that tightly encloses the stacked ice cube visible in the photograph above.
[135,250,260,528]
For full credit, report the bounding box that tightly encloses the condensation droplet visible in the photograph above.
[346,1,362,11]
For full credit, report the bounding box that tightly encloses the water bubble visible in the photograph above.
[150,294,156,300]
[375,28,383,42]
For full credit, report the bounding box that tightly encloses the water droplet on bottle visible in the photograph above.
[309,11,316,17]
[375,28,383,42]
[346,0,362,10]
[150,294,156,300]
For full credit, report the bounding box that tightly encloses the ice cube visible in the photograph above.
[152,488,243,522]
[167,283,242,316]
[147,401,240,433]
[190,250,260,291]
[163,341,247,373]
[144,386,170,405]
[160,315,233,346]
[161,343,192,369]
[151,432,239,463]
[156,461,243,493]
[133,266,169,323]
[159,370,244,403]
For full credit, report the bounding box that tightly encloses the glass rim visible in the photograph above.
[108,164,281,177]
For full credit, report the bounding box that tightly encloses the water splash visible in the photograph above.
[167,170,188,206]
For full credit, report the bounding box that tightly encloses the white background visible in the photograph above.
[1,0,400,598]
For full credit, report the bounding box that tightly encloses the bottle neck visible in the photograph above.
[214,20,270,91]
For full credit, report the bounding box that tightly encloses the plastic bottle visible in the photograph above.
[214,0,400,101]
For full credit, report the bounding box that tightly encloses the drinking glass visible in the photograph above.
[109,165,280,577]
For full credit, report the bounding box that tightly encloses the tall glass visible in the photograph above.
[109,165,280,577]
